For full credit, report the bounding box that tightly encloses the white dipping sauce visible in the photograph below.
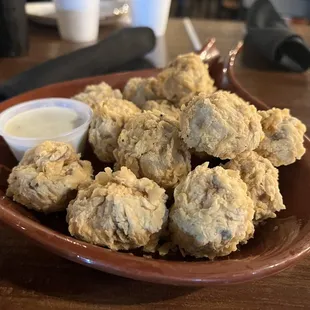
[4,107,83,138]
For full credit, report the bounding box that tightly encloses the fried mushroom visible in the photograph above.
[88,98,141,163]
[123,77,162,108]
[256,108,306,166]
[157,53,216,105]
[67,167,168,252]
[73,81,122,109]
[114,111,191,189]
[169,163,255,259]
[180,91,264,159]
[6,141,93,213]
[224,151,285,223]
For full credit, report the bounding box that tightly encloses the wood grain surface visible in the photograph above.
[1,19,310,310]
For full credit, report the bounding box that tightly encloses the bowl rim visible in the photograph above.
[0,63,310,286]
[1,177,310,286]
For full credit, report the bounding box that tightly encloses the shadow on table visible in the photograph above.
[0,229,198,306]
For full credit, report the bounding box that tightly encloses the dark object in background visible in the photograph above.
[245,0,310,72]
[0,27,156,101]
[216,0,241,20]
[242,36,282,72]
[0,0,29,57]
[171,0,242,20]
[108,58,154,75]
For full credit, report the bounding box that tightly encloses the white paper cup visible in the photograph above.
[54,0,100,43]
[0,98,92,161]
[129,0,171,37]
[146,35,168,68]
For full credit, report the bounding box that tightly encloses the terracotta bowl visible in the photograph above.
[0,43,310,286]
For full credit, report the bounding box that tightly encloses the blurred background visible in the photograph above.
[26,0,310,24]
[169,0,310,23]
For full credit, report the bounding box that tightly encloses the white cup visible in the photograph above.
[0,98,92,161]
[146,35,168,68]
[129,0,171,37]
[54,0,100,43]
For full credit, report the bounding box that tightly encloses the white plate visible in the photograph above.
[25,1,130,27]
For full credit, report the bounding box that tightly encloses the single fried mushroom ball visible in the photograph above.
[7,141,93,213]
[88,98,141,163]
[67,167,168,252]
[157,53,216,105]
[114,111,191,189]
[123,77,162,108]
[169,163,255,259]
[73,81,122,109]
[224,151,285,223]
[256,108,306,166]
[180,91,264,159]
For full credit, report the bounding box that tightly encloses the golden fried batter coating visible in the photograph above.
[157,53,215,105]
[88,98,141,163]
[73,81,122,109]
[7,141,93,213]
[169,163,255,258]
[180,91,264,159]
[67,167,168,252]
[225,151,285,223]
[114,111,191,189]
[143,100,180,120]
[123,77,162,108]
[256,108,306,166]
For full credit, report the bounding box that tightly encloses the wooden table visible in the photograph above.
[1,18,310,310]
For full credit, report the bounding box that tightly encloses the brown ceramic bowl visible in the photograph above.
[0,43,310,286]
